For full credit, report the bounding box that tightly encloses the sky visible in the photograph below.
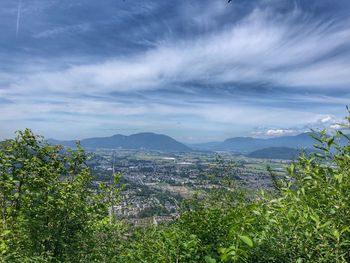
[0,0,349,143]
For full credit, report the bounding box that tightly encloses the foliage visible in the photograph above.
[0,129,121,262]
[186,120,350,262]
[244,127,350,262]
[119,225,200,263]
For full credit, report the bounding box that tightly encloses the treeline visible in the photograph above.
[1,119,350,262]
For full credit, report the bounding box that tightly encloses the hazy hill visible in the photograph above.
[193,132,318,153]
[247,147,308,160]
[49,132,191,152]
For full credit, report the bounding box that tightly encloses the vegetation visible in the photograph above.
[1,113,350,262]
[0,130,122,262]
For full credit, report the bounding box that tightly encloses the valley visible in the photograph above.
[88,149,288,223]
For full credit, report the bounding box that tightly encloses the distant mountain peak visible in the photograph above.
[49,132,191,152]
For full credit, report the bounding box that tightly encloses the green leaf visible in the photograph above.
[239,235,253,247]
[204,255,216,263]
[310,214,320,224]
[319,221,331,229]
[326,137,335,147]
[332,229,340,239]
[341,227,350,235]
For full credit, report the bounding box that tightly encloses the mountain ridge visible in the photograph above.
[48,132,191,152]
[190,132,319,153]
[49,132,346,155]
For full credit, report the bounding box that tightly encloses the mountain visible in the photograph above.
[194,132,319,154]
[247,147,308,160]
[48,132,191,152]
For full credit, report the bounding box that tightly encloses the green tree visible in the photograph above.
[0,129,121,262]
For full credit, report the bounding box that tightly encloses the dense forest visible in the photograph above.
[1,115,350,262]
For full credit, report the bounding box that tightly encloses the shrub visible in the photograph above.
[0,129,121,262]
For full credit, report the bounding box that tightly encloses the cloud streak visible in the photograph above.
[15,0,21,37]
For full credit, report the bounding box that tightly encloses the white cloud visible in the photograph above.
[251,113,349,138]
[252,128,298,137]
[329,119,349,130]
[330,124,343,130]
[266,129,297,137]
[318,115,337,124]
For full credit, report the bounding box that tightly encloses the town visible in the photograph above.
[87,149,289,224]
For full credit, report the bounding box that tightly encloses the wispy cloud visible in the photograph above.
[8,7,350,94]
[0,0,349,141]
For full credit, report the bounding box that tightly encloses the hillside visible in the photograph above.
[49,132,191,152]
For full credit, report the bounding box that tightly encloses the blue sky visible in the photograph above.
[0,0,349,142]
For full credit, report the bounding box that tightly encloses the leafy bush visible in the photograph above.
[0,129,121,262]
[119,225,200,262]
[204,124,350,262]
